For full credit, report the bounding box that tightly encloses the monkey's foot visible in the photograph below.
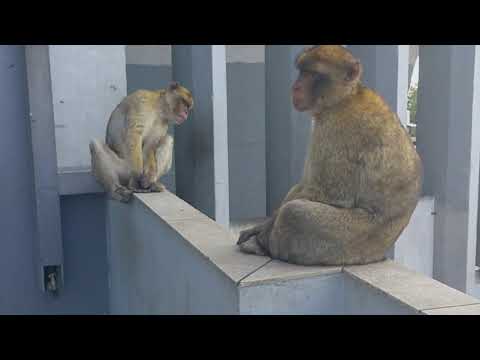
[150,181,166,193]
[238,237,267,257]
[111,186,133,203]
[237,228,260,245]
[128,177,152,193]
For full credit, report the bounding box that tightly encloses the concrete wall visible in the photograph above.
[392,197,435,277]
[107,196,240,314]
[0,45,108,314]
[107,191,480,315]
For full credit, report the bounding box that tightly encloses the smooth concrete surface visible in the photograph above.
[49,45,127,172]
[239,273,346,315]
[106,191,480,315]
[130,193,271,284]
[345,260,480,312]
[107,195,242,314]
[343,274,417,315]
[423,303,480,315]
[227,63,267,220]
[392,197,435,277]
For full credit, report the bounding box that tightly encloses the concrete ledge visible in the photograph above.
[345,261,480,314]
[106,191,480,315]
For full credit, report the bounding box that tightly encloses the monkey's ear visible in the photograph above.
[345,61,362,82]
[168,81,180,90]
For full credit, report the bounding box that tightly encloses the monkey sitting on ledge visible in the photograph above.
[90,82,193,203]
[237,45,422,266]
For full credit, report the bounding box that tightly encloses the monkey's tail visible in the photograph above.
[89,139,102,154]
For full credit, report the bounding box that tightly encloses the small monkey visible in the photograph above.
[237,45,422,266]
[90,82,194,202]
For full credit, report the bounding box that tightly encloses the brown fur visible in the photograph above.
[238,45,422,266]
[90,82,193,202]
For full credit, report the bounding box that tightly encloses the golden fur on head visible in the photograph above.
[166,81,194,110]
[295,45,363,82]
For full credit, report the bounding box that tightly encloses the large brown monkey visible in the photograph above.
[90,82,193,203]
[237,45,422,266]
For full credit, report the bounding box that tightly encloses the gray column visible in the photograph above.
[25,46,64,293]
[265,45,312,215]
[348,45,409,126]
[172,46,230,226]
[226,46,266,221]
[416,45,480,295]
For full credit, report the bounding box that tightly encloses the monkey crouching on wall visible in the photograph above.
[90,82,194,203]
[237,45,422,266]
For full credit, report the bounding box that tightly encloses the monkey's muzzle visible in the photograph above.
[175,111,189,125]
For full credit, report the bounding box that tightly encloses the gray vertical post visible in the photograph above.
[24,46,64,292]
[226,46,266,221]
[416,45,480,295]
[265,45,312,215]
[172,46,230,226]
[348,45,409,126]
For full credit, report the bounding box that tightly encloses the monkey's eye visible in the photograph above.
[313,73,330,83]
[299,70,316,79]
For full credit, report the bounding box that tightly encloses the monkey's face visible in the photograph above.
[173,99,192,125]
[292,71,330,112]
[293,45,362,113]
[166,82,194,125]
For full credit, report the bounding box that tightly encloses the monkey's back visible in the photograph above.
[105,90,163,157]
[305,86,422,217]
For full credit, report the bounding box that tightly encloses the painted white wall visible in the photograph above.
[49,45,127,172]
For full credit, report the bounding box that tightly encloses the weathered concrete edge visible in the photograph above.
[133,193,272,285]
[131,191,480,315]
[238,271,344,288]
[344,265,480,314]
